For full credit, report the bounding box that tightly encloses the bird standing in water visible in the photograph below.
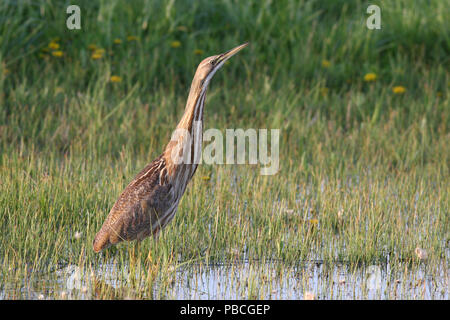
[93,43,248,253]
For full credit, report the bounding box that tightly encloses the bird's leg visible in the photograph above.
[167,246,176,265]
[145,229,161,283]
[147,226,160,263]
[147,250,153,264]
[146,253,159,283]
[128,242,140,279]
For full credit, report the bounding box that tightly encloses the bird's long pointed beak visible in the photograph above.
[216,42,249,64]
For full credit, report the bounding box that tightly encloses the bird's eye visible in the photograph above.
[210,59,215,66]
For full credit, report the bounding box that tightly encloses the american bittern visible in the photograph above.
[93,43,248,253]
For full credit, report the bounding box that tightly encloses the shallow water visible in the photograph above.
[1,259,448,300]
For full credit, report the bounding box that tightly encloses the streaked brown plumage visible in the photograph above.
[93,43,248,253]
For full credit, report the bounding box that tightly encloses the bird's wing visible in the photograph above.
[93,156,173,252]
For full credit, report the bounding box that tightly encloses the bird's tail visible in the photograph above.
[93,229,111,253]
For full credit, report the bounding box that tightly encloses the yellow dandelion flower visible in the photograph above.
[194,49,204,55]
[321,59,330,68]
[91,52,102,60]
[309,219,319,226]
[113,38,122,44]
[392,86,406,94]
[94,48,105,55]
[170,41,181,48]
[201,175,211,181]
[88,44,97,50]
[110,75,122,83]
[364,73,377,82]
[51,51,64,57]
[48,42,60,50]
[127,35,138,41]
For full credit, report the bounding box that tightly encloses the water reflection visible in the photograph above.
[2,259,447,300]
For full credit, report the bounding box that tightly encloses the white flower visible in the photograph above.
[304,291,315,300]
[415,247,428,260]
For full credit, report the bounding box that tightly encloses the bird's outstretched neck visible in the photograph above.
[163,75,207,185]
[164,42,249,182]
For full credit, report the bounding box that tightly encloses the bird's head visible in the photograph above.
[193,42,248,90]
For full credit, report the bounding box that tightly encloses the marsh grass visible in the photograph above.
[0,0,448,299]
